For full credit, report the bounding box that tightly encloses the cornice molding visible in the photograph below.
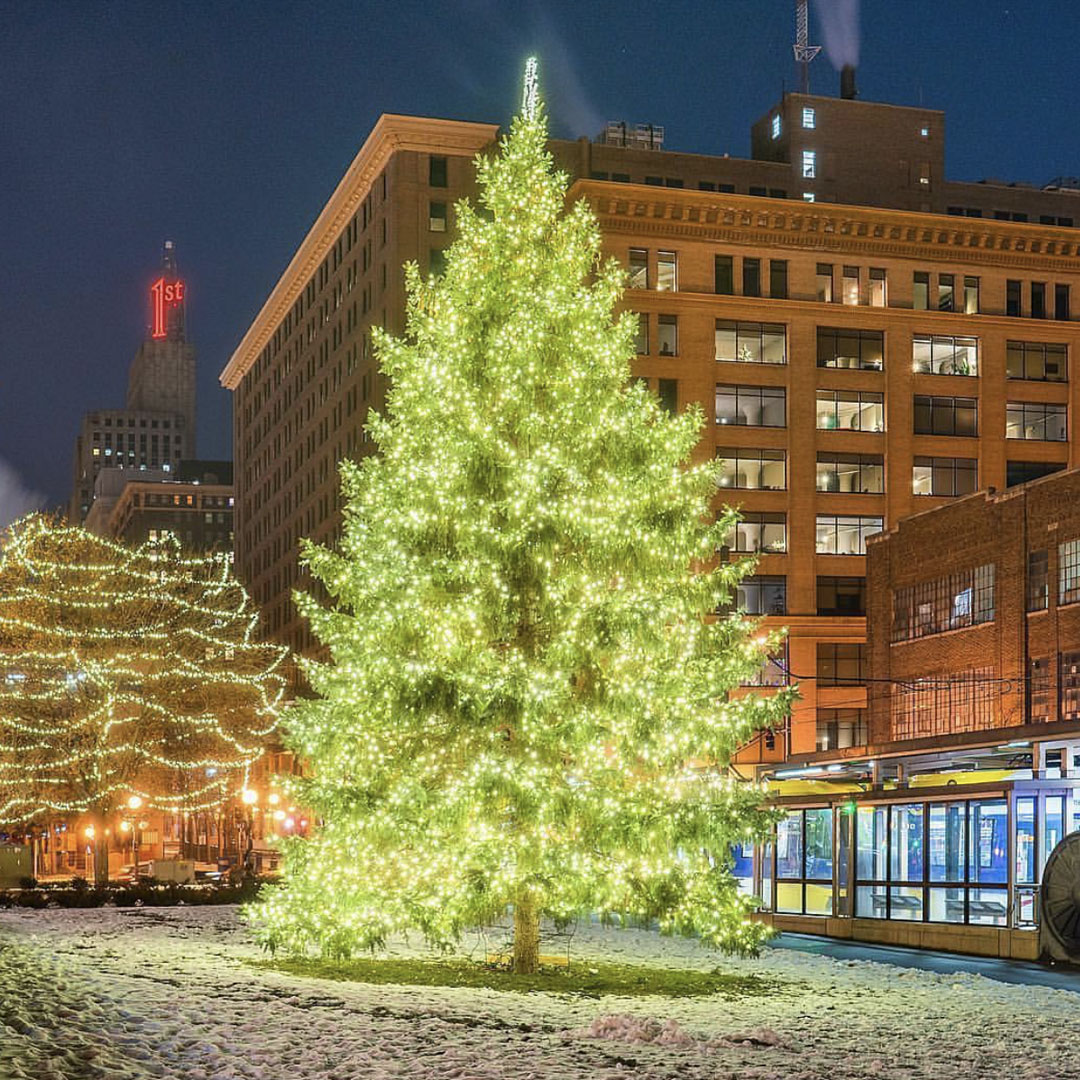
[572,180,1080,272]
[221,115,499,390]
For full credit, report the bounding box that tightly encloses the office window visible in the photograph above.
[1060,539,1080,605]
[815,515,884,556]
[634,312,648,355]
[1007,460,1065,488]
[1055,284,1071,321]
[1006,340,1067,381]
[892,565,995,642]
[664,178,683,188]
[770,260,788,299]
[715,254,734,295]
[749,186,767,198]
[1006,279,1022,317]
[657,315,678,356]
[1061,651,1080,719]
[842,266,860,306]
[657,378,677,415]
[1029,657,1051,721]
[816,263,833,302]
[1006,401,1067,441]
[429,155,448,187]
[912,334,978,376]
[723,511,787,553]
[817,577,866,616]
[1031,282,1047,319]
[802,150,816,178]
[802,106,816,129]
[817,327,884,370]
[913,271,930,311]
[816,390,884,432]
[869,268,887,307]
[817,709,868,751]
[645,175,663,186]
[715,384,786,427]
[628,248,648,289]
[771,113,782,139]
[428,202,447,232]
[716,447,787,490]
[657,251,677,292]
[938,274,955,312]
[1027,549,1048,612]
[743,257,761,298]
[911,455,976,496]
[698,180,716,191]
[715,320,786,364]
[737,576,787,616]
[769,188,788,199]
[964,276,980,314]
[817,643,868,686]
[803,192,816,202]
[429,247,447,276]
[742,643,789,687]
[891,672,996,743]
[816,453,884,494]
[913,395,978,437]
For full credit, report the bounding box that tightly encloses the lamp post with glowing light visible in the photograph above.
[119,795,146,880]
[83,824,96,881]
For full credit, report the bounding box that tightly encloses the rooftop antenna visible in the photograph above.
[793,0,822,95]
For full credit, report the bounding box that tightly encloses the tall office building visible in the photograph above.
[222,74,1080,754]
[70,242,197,522]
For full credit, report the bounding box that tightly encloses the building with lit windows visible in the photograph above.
[70,241,197,522]
[85,460,234,553]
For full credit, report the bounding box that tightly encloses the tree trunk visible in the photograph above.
[512,890,541,974]
[92,813,109,887]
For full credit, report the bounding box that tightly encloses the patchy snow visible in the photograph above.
[0,904,1078,1079]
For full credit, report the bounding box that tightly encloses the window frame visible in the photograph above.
[716,447,788,491]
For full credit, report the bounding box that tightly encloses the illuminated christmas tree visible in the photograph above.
[252,63,792,971]
[0,515,288,884]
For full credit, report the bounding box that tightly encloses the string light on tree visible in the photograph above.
[0,515,289,884]
[249,59,792,972]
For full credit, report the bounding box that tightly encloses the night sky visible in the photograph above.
[1,0,1077,519]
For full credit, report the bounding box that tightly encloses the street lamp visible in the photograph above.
[83,824,95,880]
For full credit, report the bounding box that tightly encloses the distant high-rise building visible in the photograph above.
[70,242,197,522]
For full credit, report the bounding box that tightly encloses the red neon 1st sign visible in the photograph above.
[151,277,185,339]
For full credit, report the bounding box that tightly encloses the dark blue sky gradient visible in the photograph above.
[1,1,1077,510]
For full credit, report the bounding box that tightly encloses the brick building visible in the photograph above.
[102,460,234,553]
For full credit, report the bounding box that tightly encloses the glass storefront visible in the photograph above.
[760,785,1077,931]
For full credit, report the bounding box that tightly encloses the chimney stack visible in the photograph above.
[840,64,857,100]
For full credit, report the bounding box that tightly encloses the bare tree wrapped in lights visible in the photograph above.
[251,63,793,972]
[0,515,288,884]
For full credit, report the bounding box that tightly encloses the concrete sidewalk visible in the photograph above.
[769,931,1080,993]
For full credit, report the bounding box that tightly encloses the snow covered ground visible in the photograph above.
[0,904,1078,1080]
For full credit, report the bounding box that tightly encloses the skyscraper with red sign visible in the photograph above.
[69,242,198,523]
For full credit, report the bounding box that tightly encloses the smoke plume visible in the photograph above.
[0,458,44,532]
[816,0,860,70]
